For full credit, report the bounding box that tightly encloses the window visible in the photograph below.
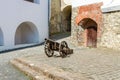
[25,0,40,4]
[25,0,34,3]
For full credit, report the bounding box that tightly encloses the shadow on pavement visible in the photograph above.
[50,32,71,41]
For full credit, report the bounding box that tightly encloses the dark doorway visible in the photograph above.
[62,5,72,32]
[86,26,97,47]
[79,18,98,47]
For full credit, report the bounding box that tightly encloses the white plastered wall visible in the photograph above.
[0,0,49,51]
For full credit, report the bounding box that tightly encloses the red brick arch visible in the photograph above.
[76,2,103,47]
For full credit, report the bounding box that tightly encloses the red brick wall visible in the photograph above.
[76,2,103,47]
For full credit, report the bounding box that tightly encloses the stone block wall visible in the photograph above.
[50,1,120,50]
[50,0,72,35]
[71,7,79,46]
[49,0,61,35]
[100,11,120,50]
[71,8,120,50]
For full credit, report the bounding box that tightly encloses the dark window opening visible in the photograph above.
[24,0,40,4]
[25,0,34,3]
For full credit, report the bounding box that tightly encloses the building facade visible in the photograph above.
[71,0,120,50]
[0,0,49,51]
[50,0,120,50]
[49,0,72,35]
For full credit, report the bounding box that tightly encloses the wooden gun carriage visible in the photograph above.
[44,38,73,58]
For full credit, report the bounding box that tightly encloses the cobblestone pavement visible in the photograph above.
[1,32,120,80]
[0,45,44,80]
[0,32,70,80]
[18,35,120,80]
[21,47,120,80]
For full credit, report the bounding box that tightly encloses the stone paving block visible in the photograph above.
[8,35,120,80]
[11,58,89,80]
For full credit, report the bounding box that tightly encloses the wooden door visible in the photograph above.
[86,26,97,47]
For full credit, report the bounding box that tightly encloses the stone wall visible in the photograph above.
[71,7,80,46]
[50,0,72,35]
[71,3,103,47]
[50,1,120,50]
[71,8,120,50]
[71,7,90,46]
[49,0,61,35]
[100,11,120,50]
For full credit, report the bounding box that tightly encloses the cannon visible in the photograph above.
[44,38,73,58]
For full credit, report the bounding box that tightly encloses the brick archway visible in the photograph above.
[76,2,103,47]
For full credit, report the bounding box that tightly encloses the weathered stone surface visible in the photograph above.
[49,0,61,35]
[50,0,72,35]
[11,58,88,80]
[10,45,120,80]
[71,3,103,47]
[50,1,120,50]
[71,7,80,46]
[71,3,120,50]
[100,11,120,50]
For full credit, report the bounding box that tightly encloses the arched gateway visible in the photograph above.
[76,2,103,47]
[79,18,97,47]
[15,22,39,45]
[62,5,72,32]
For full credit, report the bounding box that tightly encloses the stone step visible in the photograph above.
[10,60,52,80]
[10,58,88,80]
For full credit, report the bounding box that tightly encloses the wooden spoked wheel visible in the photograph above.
[59,41,68,58]
[44,41,54,57]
